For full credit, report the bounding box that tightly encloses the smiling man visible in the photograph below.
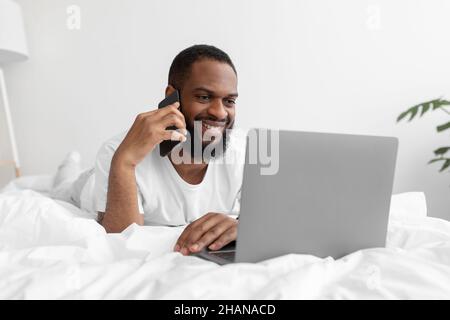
[95,45,245,256]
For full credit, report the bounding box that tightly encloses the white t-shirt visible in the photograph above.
[93,130,246,226]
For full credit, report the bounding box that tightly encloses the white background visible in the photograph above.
[1,0,449,219]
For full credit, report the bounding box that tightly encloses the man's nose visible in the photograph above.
[207,99,228,120]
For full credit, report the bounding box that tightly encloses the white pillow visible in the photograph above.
[389,192,427,219]
[1,175,54,193]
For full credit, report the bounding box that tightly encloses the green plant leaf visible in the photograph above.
[439,159,450,172]
[396,105,420,122]
[432,99,450,110]
[420,102,431,116]
[396,110,410,122]
[428,158,445,164]
[434,147,450,156]
[397,98,445,122]
[408,107,419,121]
[436,121,450,133]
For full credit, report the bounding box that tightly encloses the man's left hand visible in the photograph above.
[174,212,238,256]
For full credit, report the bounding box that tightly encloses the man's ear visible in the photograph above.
[165,85,177,97]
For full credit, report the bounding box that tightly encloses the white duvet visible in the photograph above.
[0,177,450,299]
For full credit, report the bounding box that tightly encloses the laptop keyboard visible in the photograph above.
[209,250,236,262]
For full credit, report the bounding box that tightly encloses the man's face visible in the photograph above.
[176,59,238,157]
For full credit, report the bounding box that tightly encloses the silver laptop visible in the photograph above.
[195,129,398,265]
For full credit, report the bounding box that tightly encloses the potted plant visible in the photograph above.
[397,98,450,173]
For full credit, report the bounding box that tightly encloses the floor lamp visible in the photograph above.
[0,0,28,178]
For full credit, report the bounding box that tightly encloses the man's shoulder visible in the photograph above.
[96,131,128,157]
[96,131,162,170]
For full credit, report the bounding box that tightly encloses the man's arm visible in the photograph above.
[97,155,144,233]
[97,100,186,233]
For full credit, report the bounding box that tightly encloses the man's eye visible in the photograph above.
[197,95,210,101]
[226,99,236,105]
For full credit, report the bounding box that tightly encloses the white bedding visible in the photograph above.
[1,176,450,299]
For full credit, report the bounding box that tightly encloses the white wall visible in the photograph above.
[1,0,450,219]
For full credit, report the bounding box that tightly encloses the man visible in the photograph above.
[94,45,245,256]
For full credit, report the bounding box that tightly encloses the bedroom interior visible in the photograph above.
[0,0,449,301]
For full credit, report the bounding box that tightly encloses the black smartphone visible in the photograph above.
[158,90,182,157]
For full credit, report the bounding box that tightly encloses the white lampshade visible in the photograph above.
[0,0,28,64]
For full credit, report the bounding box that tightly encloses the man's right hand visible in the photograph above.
[114,102,187,167]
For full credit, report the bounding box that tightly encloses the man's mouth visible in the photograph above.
[201,120,227,134]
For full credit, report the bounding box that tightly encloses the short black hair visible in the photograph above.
[168,44,237,90]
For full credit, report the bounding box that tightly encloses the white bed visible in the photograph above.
[1,175,449,299]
